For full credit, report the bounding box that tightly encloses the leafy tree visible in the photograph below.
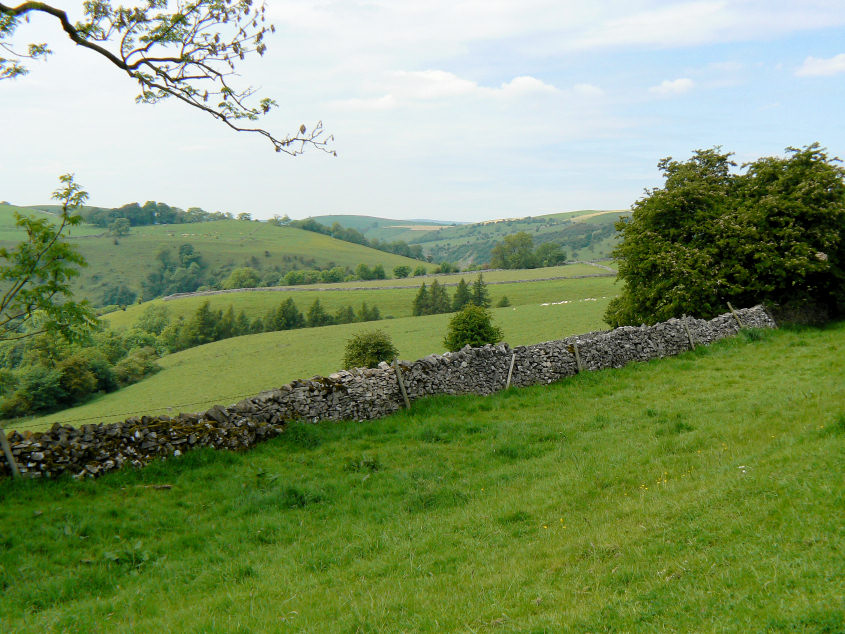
[452,278,472,311]
[490,232,536,269]
[606,144,845,326]
[1,0,333,155]
[534,242,566,267]
[236,212,252,221]
[135,304,170,336]
[100,283,137,307]
[443,305,503,352]
[222,266,261,290]
[357,302,380,322]
[413,265,427,276]
[372,264,387,280]
[356,263,374,281]
[108,217,131,237]
[469,273,491,308]
[0,174,96,342]
[393,265,411,279]
[342,330,399,369]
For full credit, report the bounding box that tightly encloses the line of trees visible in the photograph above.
[412,274,500,316]
[135,298,385,355]
[81,201,230,228]
[289,218,426,260]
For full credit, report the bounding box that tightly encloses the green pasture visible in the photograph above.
[69,221,431,298]
[22,297,612,430]
[0,204,103,241]
[1,324,842,631]
[103,273,618,330]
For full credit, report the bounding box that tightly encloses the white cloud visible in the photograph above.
[498,76,560,97]
[573,83,605,97]
[649,78,695,95]
[796,53,845,76]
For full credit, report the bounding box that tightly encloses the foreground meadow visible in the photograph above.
[1,323,842,632]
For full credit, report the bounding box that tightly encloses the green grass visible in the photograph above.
[0,204,103,241]
[1,323,842,632]
[23,296,613,430]
[103,266,616,330]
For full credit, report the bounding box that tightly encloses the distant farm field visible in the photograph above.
[104,270,617,330]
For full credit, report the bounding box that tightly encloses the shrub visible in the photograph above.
[343,330,399,369]
[443,305,503,352]
[496,295,511,307]
[393,265,411,278]
[222,267,261,290]
[113,347,161,386]
[57,354,98,403]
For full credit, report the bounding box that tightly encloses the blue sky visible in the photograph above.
[2,1,844,222]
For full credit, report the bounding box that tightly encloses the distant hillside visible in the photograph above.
[309,214,461,244]
[315,210,630,265]
[0,204,432,306]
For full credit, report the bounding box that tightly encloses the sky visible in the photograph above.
[2,0,845,222]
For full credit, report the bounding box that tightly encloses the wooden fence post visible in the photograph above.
[393,359,411,410]
[572,343,584,373]
[505,354,516,390]
[727,302,745,329]
[682,315,696,350]
[0,423,21,480]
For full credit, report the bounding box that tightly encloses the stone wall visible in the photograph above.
[1,305,776,479]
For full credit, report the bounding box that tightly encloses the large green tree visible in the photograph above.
[0,174,97,342]
[605,144,845,326]
[1,0,333,155]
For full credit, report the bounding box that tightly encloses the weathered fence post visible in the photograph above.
[572,342,584,373]
[727,302,745,329]
[682,315,696,350]
[0,423,21,479]
[393,359,411,410]
[505,354,516,389]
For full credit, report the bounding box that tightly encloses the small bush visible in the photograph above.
[443,305,503,352]
[496,295,511,307]
[113,347,161,386]
[343,329,399,369]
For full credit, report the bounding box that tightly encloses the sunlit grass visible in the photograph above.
[1,323,842,632]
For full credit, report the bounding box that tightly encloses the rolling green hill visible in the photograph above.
[314,209,631,265]
[2,323,842,631]
[0,204,432,305]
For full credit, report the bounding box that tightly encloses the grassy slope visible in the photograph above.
[402,209,630,264]
[24,292,614,430]
[68,220,431,300]
[1,324,842,632]
[0,204,103,241]
[103,264,614,329]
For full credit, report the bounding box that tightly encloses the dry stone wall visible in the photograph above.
[1,305,776,479]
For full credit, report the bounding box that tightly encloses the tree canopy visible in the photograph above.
[605,144,845,326]
[0,0,333,155]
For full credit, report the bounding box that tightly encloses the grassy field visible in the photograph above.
[23,296,613,431]
[0,204,103,241]
[103,266,616,329]
[1,323,842,632]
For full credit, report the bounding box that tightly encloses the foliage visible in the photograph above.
[100,283,137,307]
[113,346,161,386]
[469,273,491,308]
[496,295,511,307]
[393,265,411,279]
[0,174,97,342]
[606,144,845,326]
[443,304,503,351]
[135,304,170,336]
[306,299,333,327]
[452,278,472,311]
[223,267,261,290]
[290,218,426,261]
[0,0,332,155]
[108,217,131,238]
[342,329,398,369]
[413,265,427,276]
[81,201,227,227]
[489,232,567,269]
